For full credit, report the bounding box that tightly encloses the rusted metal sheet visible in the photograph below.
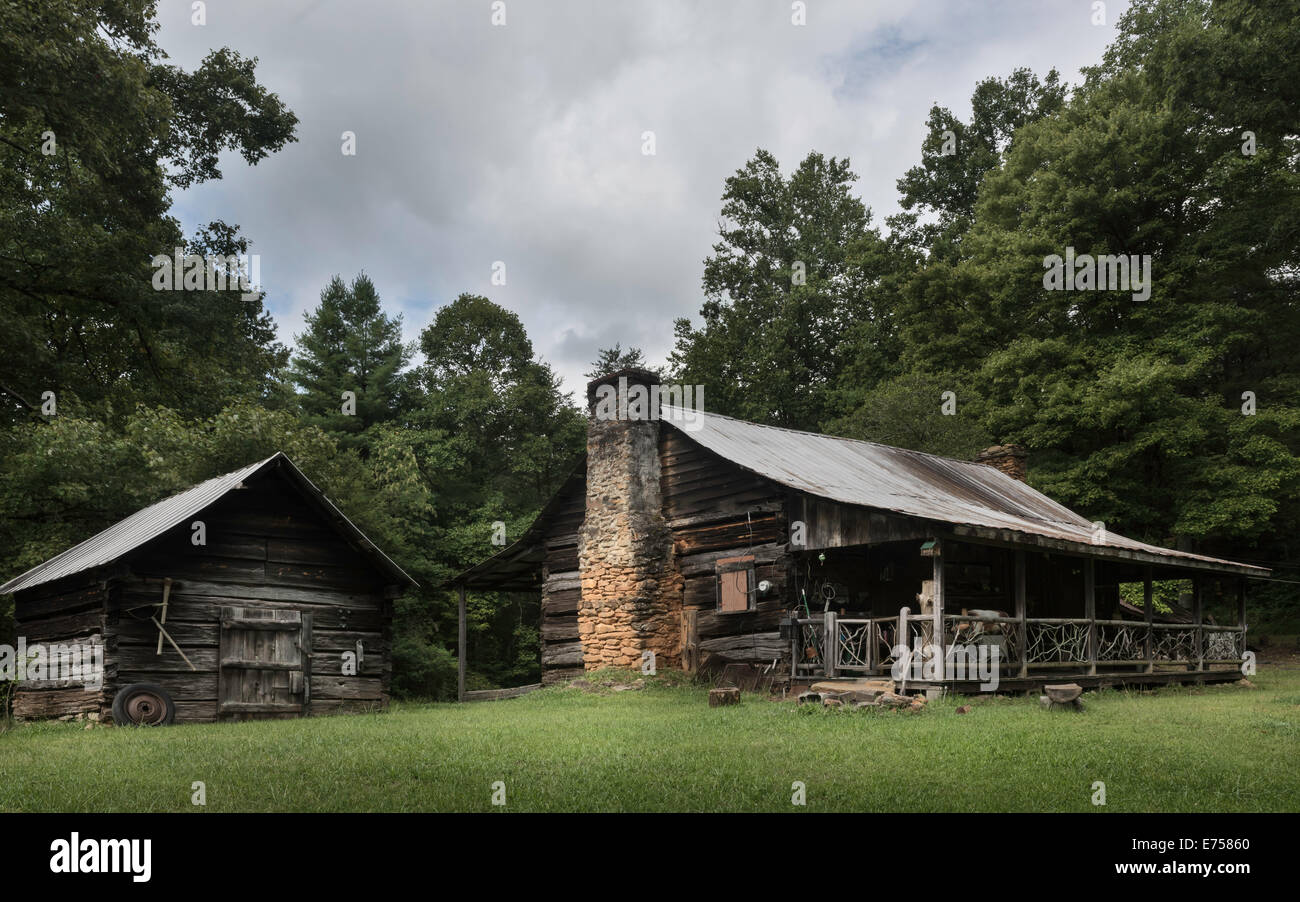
[0,453,416,595]
[663,406,1267,576]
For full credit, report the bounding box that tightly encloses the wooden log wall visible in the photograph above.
[11,573,111,719]
[14,471,398,724]
[539,476,586,684]
[112,478,392,722]
[660,428,792,671]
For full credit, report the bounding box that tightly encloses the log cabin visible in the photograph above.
[453,369,1267,695]
[0,452,415,724]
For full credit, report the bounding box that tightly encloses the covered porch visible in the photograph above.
[785,533,1261,692]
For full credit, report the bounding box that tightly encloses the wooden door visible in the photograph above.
[218,606,312,720]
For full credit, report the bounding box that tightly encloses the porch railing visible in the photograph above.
[791,610,1246,681]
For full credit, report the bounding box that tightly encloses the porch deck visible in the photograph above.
[789,610,1248,693]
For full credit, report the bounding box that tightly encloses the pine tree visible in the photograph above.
[289,273,411,451]
[584,344,657,379]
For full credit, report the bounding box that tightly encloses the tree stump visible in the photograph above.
[709,687,741,707]
[1043,683,1084,710]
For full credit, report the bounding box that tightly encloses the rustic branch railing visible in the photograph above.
[791,610,1246,681]
[792,619,825,677]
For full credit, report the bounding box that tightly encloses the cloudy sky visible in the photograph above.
[160,0,1126,397]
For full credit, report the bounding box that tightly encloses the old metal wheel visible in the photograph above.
[111,683,176,726]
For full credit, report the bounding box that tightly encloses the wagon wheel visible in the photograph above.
[111,683,176,726]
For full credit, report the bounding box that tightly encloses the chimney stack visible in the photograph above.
[577,369,682,670]
[974,444,1028,482]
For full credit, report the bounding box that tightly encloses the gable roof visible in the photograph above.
[662,406,1267,576]
[0,452,417,595]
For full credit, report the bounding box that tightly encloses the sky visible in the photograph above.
[160,0,1127,398]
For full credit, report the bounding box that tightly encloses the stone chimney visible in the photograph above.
[974,444,1028,482]
[577,369,682,670]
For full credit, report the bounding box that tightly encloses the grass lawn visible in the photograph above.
[2,667,1297,812]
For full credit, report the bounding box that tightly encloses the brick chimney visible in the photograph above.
[974,444,1028,481]
[577,369,682,671]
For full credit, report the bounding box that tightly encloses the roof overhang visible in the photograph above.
[1,452,418,595]
[661,410,1269,579]
[447,458,585,592]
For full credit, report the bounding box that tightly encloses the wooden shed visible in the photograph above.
[0,452,416,724]
[454,369,1267,695]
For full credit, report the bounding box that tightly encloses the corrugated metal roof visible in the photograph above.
[662,406,1267,575]
[0,453,416,594]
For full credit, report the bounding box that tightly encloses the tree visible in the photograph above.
[289,273,411,452]
[828,372,991,459]
[585,344,657,380]
[0,0,298,425]
[893,67,1066,259]
[404,294,585,691]
[670,149,893,430]
[950,0,1300,558]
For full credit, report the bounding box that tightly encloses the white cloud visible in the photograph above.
[161,0,1126,396]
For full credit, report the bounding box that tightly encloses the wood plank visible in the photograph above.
[220,616,301,630]
[116,673,218,701]
[19,609,105,641]
[464,683,541,701]
[218,702,304,713]
[311,676,385,700]
[12,688,104,719]
[117,645,218,673]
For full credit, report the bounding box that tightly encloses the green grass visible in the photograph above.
[1,667,1298,812]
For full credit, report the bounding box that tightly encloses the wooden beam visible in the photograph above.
[897,606,910,691]
[1015,550,1027,679]
[149,617,197,671]
[932,538,945,681]
[457,584,467,702]
[464,683,542,702]
[824,610,838,679]
[1144,565,1154,673]
[155,577,172,655]
[789,617,799,682]
[1084,558,1096,676]
[1193,577,1204,672]
[942,525,1263,577]
[1237,578,1247,658]
[681,608,699,674]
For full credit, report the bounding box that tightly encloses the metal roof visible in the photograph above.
[662,406,1268,576]
[0,453,417,594]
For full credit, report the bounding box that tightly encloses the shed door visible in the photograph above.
[218,607,312,720]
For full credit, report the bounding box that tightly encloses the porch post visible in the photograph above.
[1143,566,1154,673]
[824,609,838,679]
[790,619,800,682]
[932,539,945,682]
[1193,576,1204,672]
[1084,557,1096,676]
[1237,577,1247,663]
[457,584,467,702]
[897,606,910,686]
[866,618,877,673]
[1015,550,1027,679]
